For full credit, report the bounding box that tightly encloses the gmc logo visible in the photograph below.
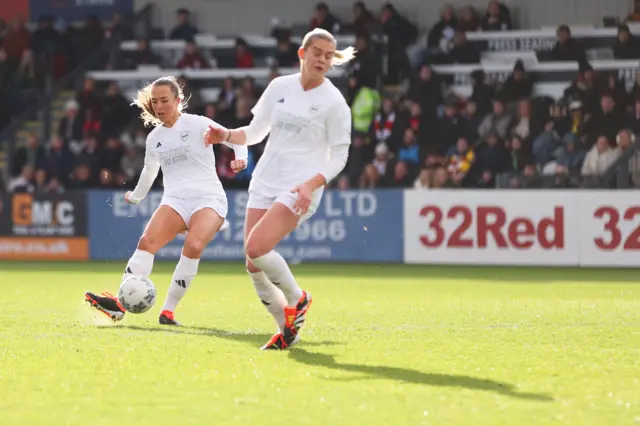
[419,205,564,249]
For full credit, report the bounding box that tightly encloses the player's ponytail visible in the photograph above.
[132,76,187,127]
[301,28,357,69]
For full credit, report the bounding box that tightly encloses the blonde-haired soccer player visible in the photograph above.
[205,28,355,349]
[85,76,247,325]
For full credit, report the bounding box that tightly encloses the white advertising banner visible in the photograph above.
[403,190,639,267]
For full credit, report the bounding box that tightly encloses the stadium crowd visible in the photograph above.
[3,1,640,195]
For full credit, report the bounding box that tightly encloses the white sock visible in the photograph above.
[249,251,303,306]
[123,249,154,280]
[249,271,286,333]
[161,255,200,313]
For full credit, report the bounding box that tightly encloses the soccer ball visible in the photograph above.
[118,275,157,314]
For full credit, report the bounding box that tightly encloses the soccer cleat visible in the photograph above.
[159,310,181,326]
[260,332,301,350]
[85,291,126,322]
[282,290,312,345]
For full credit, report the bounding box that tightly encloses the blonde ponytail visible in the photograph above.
[332,46,357,66]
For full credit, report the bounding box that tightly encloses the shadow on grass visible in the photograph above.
[106,324,340,348]
[287,349,554,402]
[101,324,551,401]
[4,260,640,283]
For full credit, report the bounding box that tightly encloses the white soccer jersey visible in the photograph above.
[130,113,246,200]
[246,73,352,196]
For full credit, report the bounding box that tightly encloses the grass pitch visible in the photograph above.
[0,262,639,425]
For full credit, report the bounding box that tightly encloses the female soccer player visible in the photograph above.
[204,28,355,350]
[85,76,247,325]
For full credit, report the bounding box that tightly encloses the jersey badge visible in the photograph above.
[309,105,319,114]
[180,131,189,141]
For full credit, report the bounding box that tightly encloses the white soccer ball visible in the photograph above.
[118,275,157,314]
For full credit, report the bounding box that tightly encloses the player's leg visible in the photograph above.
[245,206,288,336]
[159,204,225,325]
[245,198,314,348]
[85,205,186,321]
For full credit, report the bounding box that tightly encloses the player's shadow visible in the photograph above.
[288,349,553,402]
[110,324,339,348]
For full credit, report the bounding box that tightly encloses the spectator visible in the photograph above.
[551,25,587,63]
[346,133,370,185]
[42,136,75,185]
[350,77,380,134]
[478,99,513,140]
[98,168,116,188]
[69,164,94,189]
[414,168,431,189]
[8,164,35,193]
[76,77,102,123]
[615,129,640,187]
[177,75,202,114]
[431,165,451,188]
[408,64,443,120]
[101,81,133,138]
[555,133,587,176]
[31,15,58,60]
[0,48,14,90]
[274,38,299,68]
[458,6,481,32]
[498,60,533,103]
[446,136,475,186]
[482,1,512,31]
[398,128,421,166]
[238,76,260,103]
[11,134,45,177]
[581,135,621,176]
[348,35,378,89]
[177,41,210,69]
[476,132,509,187]
[628,72,640,106]
[389,160,414,187]
[448,30,480,64]
[3,17,31,70]
[506,134,534,173]
[234,38,254,68]
[58,99,83,142]
[372,97,398,147]
[549,101,570,138]
[353,1,376,37]
[170,9,198,41]
[469,69,495,117]
[379,3,418,84]
[76,133,102,176]
[130,38,162,68]
[436,98,466,154]
[582,93,625,148]
[360,142,391,188]
[427,5,458,52]
[33,168,48,193]
[77,16,105,67]
[310,2,340,33]
[510,99,543,141]
[564,63,600,115]
[613,25,640,59]
[605,75,629,113]
[217,77,237,112]
[102,137,124,172]
[461,100,483,142]
[628,98,640,135]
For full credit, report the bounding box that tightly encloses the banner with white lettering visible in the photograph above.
[403,190,580,266]
[88,189,404,263]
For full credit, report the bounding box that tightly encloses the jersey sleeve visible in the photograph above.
[239,78,278,145]
[129,139,160,202]
[201,115,248,161]
[319,99,352,183]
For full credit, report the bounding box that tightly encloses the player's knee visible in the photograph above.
[183,238,205,257]
[138,233,158,252]
[245,237,268,260]
[246,258,261,273]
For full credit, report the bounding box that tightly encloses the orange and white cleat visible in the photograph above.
[260,332,302,350]
[85,291,126,322]
[281,290,312,346]
[159,310,180,326]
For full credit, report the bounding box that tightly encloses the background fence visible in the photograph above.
[1,189,637,266]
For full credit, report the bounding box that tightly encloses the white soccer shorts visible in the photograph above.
[160,195,230,231]
[247,188,323,224]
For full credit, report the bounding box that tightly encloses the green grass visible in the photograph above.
[1,262,639,425]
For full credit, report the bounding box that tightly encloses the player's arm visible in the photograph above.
[207,80,278,146]
[202,117,248,162]
[126,144,160,204]
[304,100,352,191]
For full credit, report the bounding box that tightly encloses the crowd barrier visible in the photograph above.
[0,189,638,267]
